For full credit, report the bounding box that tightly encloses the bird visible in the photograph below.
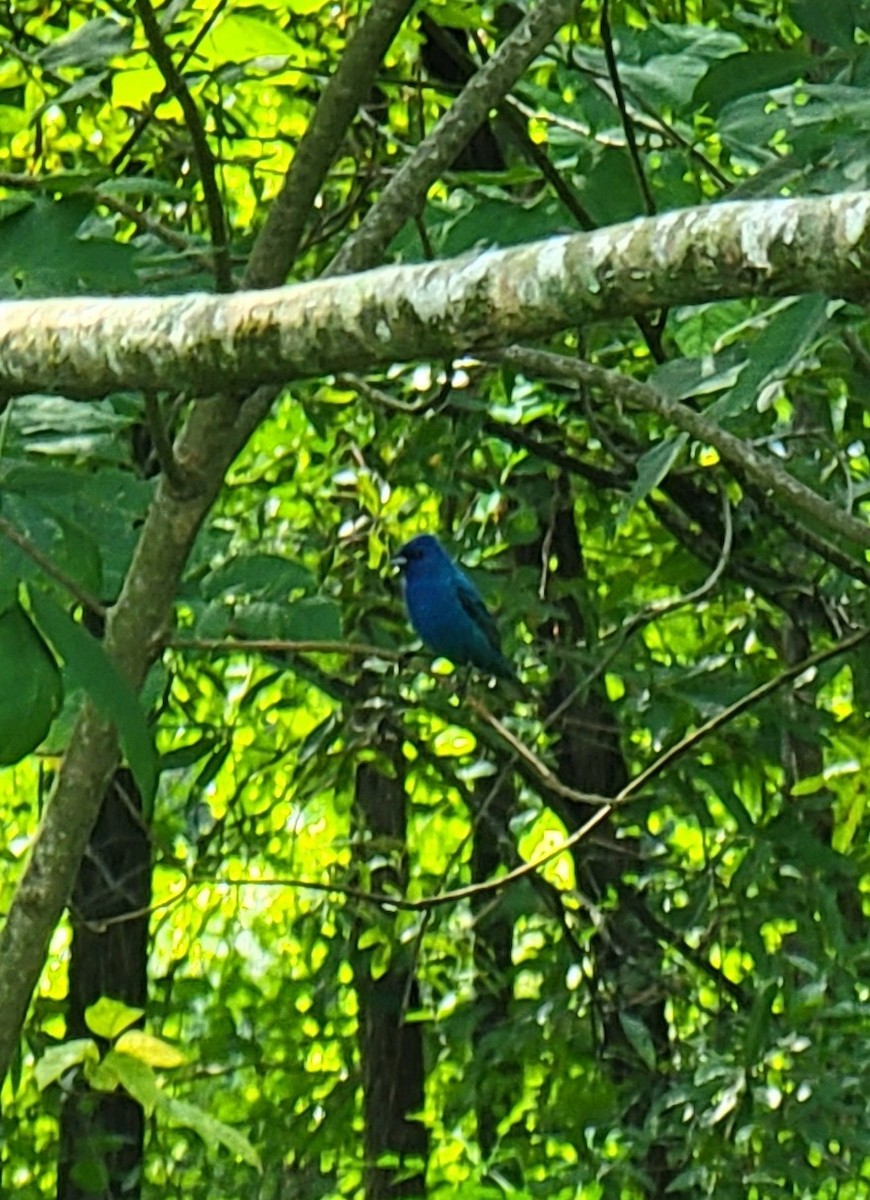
[393,534,516,681]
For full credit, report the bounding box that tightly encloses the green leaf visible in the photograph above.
[86,1054,122,1093]
[0,599,63,764]
[231,596,342,641]
[833,783,867,853]
[2,491,104,598]
[648,353,742,401]
[1,463,149,601]
[85,996,144,1040]
[39,17,132,70]
[28,589,157,807]
[619,433,688,525]
[35,1039,99,1090]
[792,0,858,47]
[201,554,315,601]
[159,735,221,772]
[742,980,777,1066]
[619,1013,658,1071]
[790,772,826,797]
[0,195,139,298]
[158,1095,262,1170]
[200,14,305,64]
[115,1030,187,1068]
[101,1051,163,1115]
[0,555,17,612]
[693,52,814,115]
[707,294,830,422]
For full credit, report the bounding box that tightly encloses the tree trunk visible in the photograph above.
[57,770,151,1200]
[353,760,427,1199]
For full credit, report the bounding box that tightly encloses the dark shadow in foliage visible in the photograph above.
[353,759,428,1199]
[518,489,678,1192]
[418,13,508,174]
[58,769,151,1200]
[469,773,520,1169]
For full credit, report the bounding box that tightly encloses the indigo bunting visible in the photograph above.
[393,534,516,680]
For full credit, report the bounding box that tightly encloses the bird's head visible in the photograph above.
[392,534,446,578]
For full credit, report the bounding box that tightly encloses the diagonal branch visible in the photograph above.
[328,0,576,275]
[0,0,424,1089]
[135,0,232,292]
[244,0,415,289]
[422,624,870,909]
[498,346,870,551]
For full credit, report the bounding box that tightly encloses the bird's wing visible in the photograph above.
[454,572,503,653]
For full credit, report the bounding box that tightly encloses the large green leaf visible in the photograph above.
[707,294,830,422]
[159,1096,262,1170]
[38,17,132,70]
[791,0,860,47]
[694,51,814,115]
[619,432,689,524]
[230,597,342,641]
[201,554,316,601]
[0,195,140,297]
[28,589,157,806]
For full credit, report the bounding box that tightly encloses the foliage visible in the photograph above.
[1,0,870,1198]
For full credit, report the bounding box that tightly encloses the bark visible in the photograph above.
[0,192,869,398]
[57,770,150,1200]
[244,0,416,288]
[353,762,427,1199]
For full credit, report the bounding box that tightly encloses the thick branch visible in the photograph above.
[0,390,248,1078]
[2,192,870,398]
[244,0,415,288]
[328,0,575,274]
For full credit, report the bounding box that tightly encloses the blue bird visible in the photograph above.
[393,534,516,681]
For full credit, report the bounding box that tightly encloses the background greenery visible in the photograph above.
[1,0,870,1197]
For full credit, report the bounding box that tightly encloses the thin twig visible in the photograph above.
[599,0,656,217]
[422,624,870,908]
[168,636,402,660]
[125,625,870,919]
[112,0,230,171]
[244,0,415,288]
[80,877,192,931]
[0,515,106,617]
[134,0,232,291]
[143,393,190,493]
[468,696,612,809]
[328,0,575,275]
[540,489,734,735]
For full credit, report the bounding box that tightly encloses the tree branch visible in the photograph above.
[134,0,232,292]
[140,626,870,922]
[498,346,870,551]
[3,191,870,398]
[244,0,415,288]
[0,0,424,1082]
[328,0,576,275]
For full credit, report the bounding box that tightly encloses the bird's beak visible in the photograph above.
[391,553,407,572]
